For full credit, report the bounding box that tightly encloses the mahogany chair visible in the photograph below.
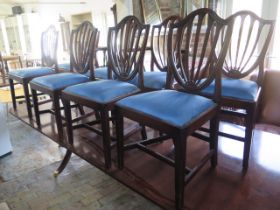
[30,21,99,142]
[58,43,108,79]
[143,15,181,90]
[128,16,181,90]
[115,9,232,209]
[8,25,58,119]
[203,11,275,169]
[58,16,149,172]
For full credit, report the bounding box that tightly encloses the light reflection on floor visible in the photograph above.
[218,122,245,159]
[257,131,280,173]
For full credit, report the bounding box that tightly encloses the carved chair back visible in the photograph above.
[69,21,99,79]
[167,8,232,102]
[151,15,181,72]
[41,25,59,69]
[107,16,150,89]
[222,11,275,85]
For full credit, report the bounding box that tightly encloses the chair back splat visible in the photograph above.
[69,21,99,79]
[222,10,275,86]
[107,16,150,89]
[167,8,232,102]
[41,25,59,70]
[151,15,181,72]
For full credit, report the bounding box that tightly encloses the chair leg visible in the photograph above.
[62,99,74,146]
[31,89,41,129]
[22,82,32,119]
[243,107,254,169]
[77,104,85,115]
[95,109,101,120]
[210,114,219,167]
[53,94,64,143]
[116,108,124,169]
[173,133,186,210]
[100,109,111,169]
[53,149,72,177]
[140,124,147,140]
[9,79,17,111]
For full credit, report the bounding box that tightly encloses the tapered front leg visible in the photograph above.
[9,79,17,111]
[23,82,32,119]
[62,98,73,146]
[31,89,41,129]
[173,133,186,210]
[53,94,64,142]
[115,107,124,169]
[100,109,111,169]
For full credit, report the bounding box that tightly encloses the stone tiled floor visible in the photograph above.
[0,114,161,210]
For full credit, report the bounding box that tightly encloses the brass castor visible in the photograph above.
[53,170,59,177]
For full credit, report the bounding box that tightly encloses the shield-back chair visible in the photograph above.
[30,21,99,142]
[115,9,232,209]
[203,11,275,169]
[8,25,58,119]
[57,16,149,173]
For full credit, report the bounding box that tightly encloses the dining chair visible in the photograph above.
[143,15,181,91]
[115,8,232,210]
[30,21,99,142]
[8,25,58,119]
[57,16,149,174]
[202,11,275,169]
[58,42,108,79]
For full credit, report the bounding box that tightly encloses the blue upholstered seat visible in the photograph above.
[30,73,89,91]
[129,71,167,90]
[84,67,108,79]
[58,63,70,71]
[9,67,55,79]
[94,67,109,79]
[116,89,216,129]
[202,78,259,102]
[63,80,139,104]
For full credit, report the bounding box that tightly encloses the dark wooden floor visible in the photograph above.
[9,102,280,210]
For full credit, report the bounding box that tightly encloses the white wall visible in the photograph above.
[0,1,115,60]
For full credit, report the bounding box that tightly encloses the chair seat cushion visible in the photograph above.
[202,78,259,102]
[84,67,108,79]
[63,80,140,104]
[129,71,167,90]
[30,73,89,91]
[8,67,55,79]
[95,67,109,79]
[58,63,70,71]
[116,89,216,129]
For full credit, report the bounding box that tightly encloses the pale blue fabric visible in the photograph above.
[58,63,70,71]
[129,71,167,90]
[84,67,108,79]
[30,73,89,91]
[117,89,216,129]
[9,67,54,78]
[203,78,259,102]
[63,80,139,104]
